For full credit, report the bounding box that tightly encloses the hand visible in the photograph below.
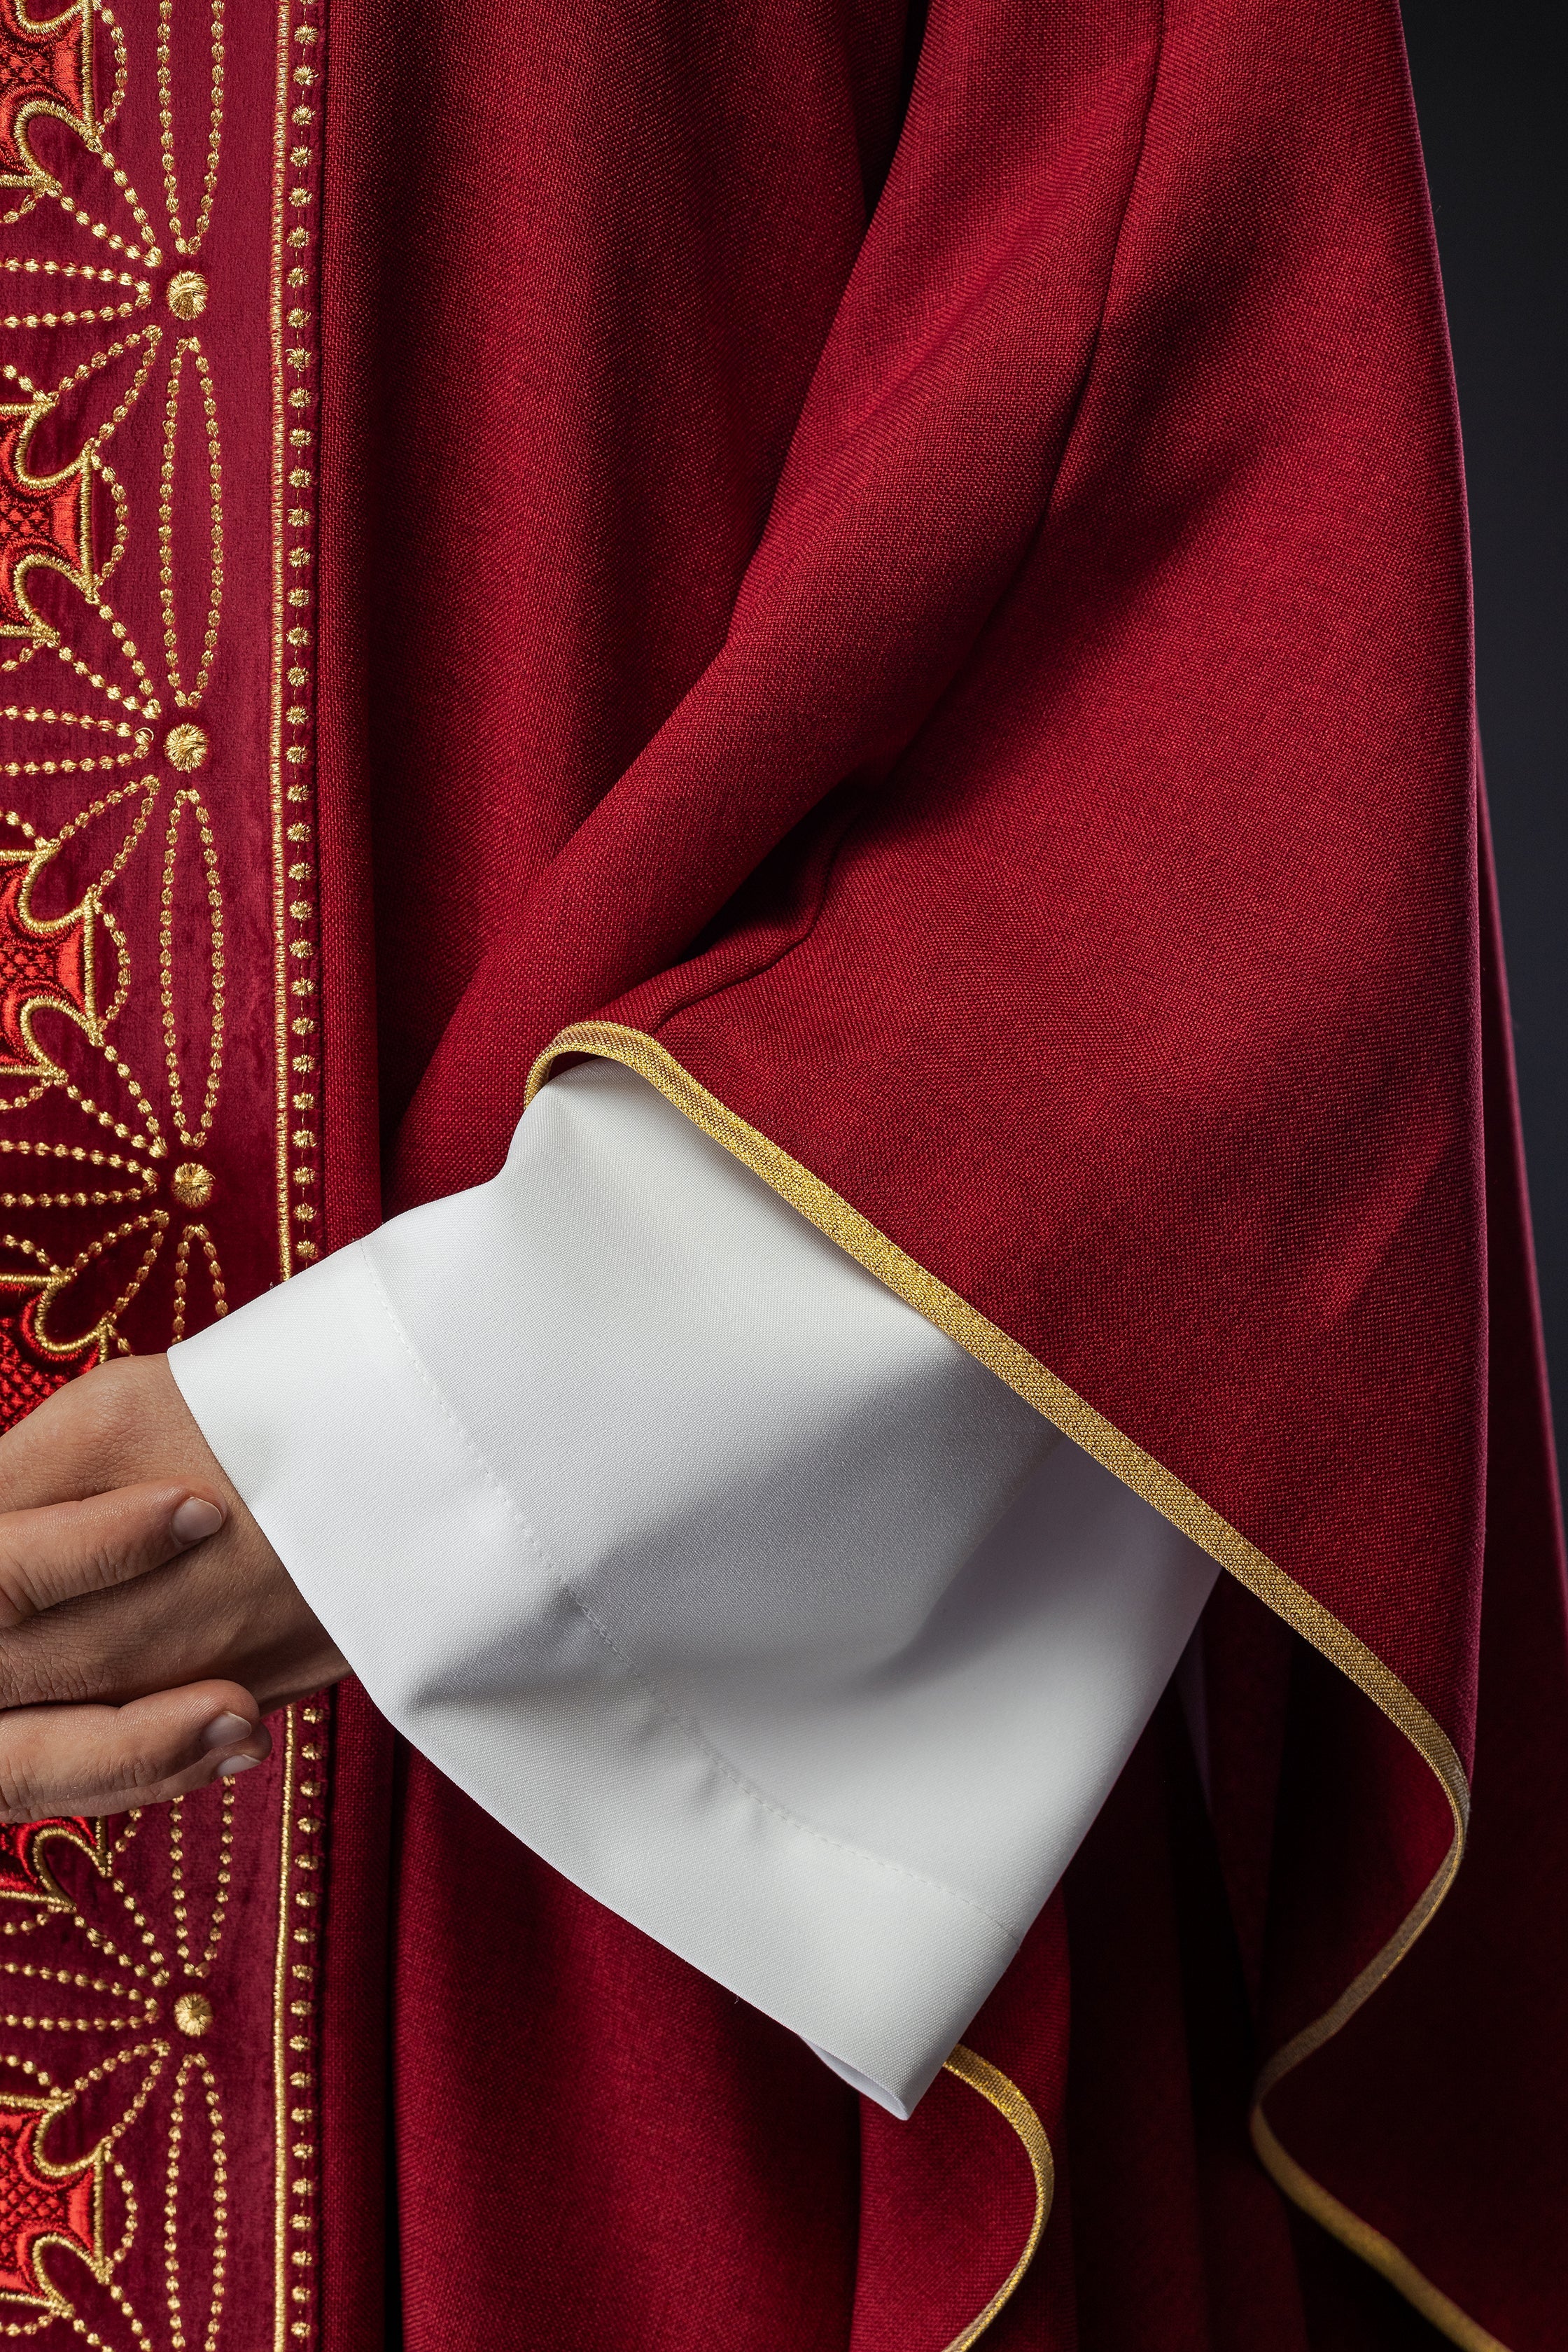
[0,1352,346,1819]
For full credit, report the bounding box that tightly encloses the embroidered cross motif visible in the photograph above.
[0,2095,100,2302]
[0,0,91,190]
[0,406,90,636]
[0,1814,98,1905]
[0,850,92,1070]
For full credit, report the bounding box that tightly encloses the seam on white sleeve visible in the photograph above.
[356,1242,1021,1947]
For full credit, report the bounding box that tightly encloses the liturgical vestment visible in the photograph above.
[0,0,1562,2348]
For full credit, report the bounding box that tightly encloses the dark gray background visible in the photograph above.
[1402,0,1566,1465]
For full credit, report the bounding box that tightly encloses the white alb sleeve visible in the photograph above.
[169,1058,1216,2115]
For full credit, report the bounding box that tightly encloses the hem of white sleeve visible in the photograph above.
[169,1243,1019,2115]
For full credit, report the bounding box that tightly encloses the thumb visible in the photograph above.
[0,1484,229,1630]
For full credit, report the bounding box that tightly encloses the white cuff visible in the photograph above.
[171,1061,1216,2113]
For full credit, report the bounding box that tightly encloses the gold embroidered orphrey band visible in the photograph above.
[527,1019,1504,2352]
[0,0,329,2345]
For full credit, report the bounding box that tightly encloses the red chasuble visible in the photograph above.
[0,1,1561,2348]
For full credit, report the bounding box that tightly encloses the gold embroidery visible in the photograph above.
[157,790,223,1154]
[0,2,329,2339]
[0,1795,254,2345]
[527,1022,1494,2352]
[161,2052,224,2352]
[268,0,321,1275]
[161,728,205,773]
[0,1137,155,1212]
[1,257,152,335]
[937,2045,1052,2351]
[163,276,204,326]
[0,778,168,1160]
[0,701,152,783]
[0,0,258,1350]
[168,1220,224,1345]
[156,339,222,715]
[167,1786,233,1984]
[273,1704,322,2351]
[0,1208,169,1365]
[155,0,223,263]
[0,324,163,656]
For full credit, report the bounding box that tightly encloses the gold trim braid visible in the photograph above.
[1252,2111,1506,2352]
[526,1021,1497,2352]
[938,2046,1053,2350]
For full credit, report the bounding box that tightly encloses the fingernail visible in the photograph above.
[172,1497,225,1546]
[201,1712,252,1751]
[216,1754,260,1777]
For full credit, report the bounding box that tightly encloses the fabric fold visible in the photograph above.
[173,1059,1216,2111]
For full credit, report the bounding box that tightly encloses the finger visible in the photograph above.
[0,1681,271,1823]
[0,1483,227,1630]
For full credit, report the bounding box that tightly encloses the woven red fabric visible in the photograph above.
[312,0,1568,2343]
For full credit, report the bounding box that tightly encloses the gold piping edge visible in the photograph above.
[1252,2110,1506,2352]
[526,1021,1499,2352]
[938,2045,1053,2349]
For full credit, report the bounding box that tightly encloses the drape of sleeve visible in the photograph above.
[169,1058,1215,2113]
[342,0,1567,2337]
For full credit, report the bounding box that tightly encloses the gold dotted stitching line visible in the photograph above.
[164,2052,227,2352]
[0,706,139,738]
[158,340,224,708]
[159,788,224,1149]
[49,769,160,881]
[0,752,145,778]
[103,1857,169,1984]
[50,119,162,266]
[0,1954,152,2001]
[0,1908,52,1941]
[0,703,152,784]
[285,1705,325,2343]
[0,1130,158,1210]
[158,0,225,258]
[0,2004,149,2031]
[170,1222,227,1345]
[168,1779,236,1980]
[0,1009,160,1154]
[104,2147,137,2282]
[1,250,152,328]
[278,0,323,1272]
[97,1,130,130]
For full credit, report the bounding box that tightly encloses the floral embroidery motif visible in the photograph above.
[0,0,328,2344]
